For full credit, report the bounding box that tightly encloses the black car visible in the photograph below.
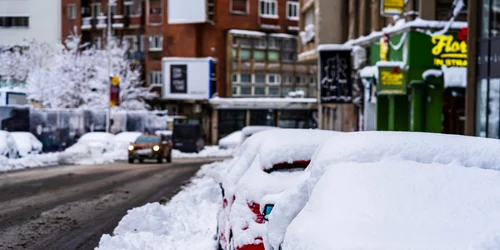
[172,124,204,153]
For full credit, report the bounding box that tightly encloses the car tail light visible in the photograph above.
[247,202,264,224]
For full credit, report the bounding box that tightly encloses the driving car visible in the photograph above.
[11,131,43,157]
[0,130,19,159]
[128,134,172,163]
[217,129,339,250]
[261,132,500,250]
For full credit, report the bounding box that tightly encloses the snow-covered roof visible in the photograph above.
[346,18,468,46]
[422,69,443,80]
[375,61,407,69]
[282,157,500,250]
[228,29,266,37]
[209,97,317,109]
[269,33,297,39]
[298,49,317,60]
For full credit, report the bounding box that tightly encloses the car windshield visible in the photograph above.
[135,136,160,144]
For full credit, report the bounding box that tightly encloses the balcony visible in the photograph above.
[81,17,92,30]
[112,15,124,29]
[96,14,107,29]
[287,19,299,32]
[124,15,144,29]
[259,16,280,30]
[148,14,162,25]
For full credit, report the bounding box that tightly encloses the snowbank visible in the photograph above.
[282,159,500,249]
[0,153,60,172]
[172,146,234,159]
[96,162,226,250]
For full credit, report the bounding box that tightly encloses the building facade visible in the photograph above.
[0,0,62,47]
[299,0,467,134]
[162,0,318,144]
[466,0,500,138]
[61,0,163,94]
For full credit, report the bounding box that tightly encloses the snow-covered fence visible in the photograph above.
[0,106,171,152]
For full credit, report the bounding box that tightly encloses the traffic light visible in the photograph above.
[110,76,120,107]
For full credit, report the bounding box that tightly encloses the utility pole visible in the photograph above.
[106,0,116,133]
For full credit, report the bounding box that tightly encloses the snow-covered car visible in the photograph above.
[217,129,339,250]
[0,130,19,158]
[10,132,43,157]
[262,132,500,250]
[218,130,242,150]
[59,132,115,164]
[240,126,279,145]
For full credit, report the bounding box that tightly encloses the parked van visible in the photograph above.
[172,124,204,153]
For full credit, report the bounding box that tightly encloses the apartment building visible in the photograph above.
[0,0,62,47]
[163,0,317,143]
[298,0,467,134]
[61,0,164,94]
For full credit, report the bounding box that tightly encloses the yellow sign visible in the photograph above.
[431,34,468,67]
[381,71,403,85]
[381,0,405,15]
[111,76,120,86]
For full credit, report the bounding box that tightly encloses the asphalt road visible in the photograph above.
[0,158,224,250]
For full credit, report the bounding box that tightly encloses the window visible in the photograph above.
[232,0,248,14]
[124,1,141,16]
[255,87,266,95]
[255,74,266,83]
[110,3,117,16]
[268,37,280,49]
[94,37,102,49]
[123,35,138,51]
[240,49,251,60]
[268,74,281,85]
[232,74,238,82]
[149,71,162,85]
[287,2,299,20]
[0,16,29,28]
[254,51,266,61]
[91,3,101,18]
[240,74,251,83]
[259,0,278,18]
[268,51,280,61]
[283,39,297,62]
[139,35,145,51]
[241,86,251,95]
[68,4,77,20]
[149,35,163,51]
[269,87,280,96]
[150,8,162,14]
[488,80,500,138]
[254,37,267,48]
[283,75,294,83]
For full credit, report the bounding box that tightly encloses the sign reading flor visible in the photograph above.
[431,28,468,67]
[378,66,406,95]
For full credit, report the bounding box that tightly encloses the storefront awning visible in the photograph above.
[209,97,317,110]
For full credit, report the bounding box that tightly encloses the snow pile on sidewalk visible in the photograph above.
[96,161,228,250]
[172,146,234,159]
[0,153,61,172]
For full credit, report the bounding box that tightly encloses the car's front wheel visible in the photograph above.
[166,151,172,163]
[128,158,134,164]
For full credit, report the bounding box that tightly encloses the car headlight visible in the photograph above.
[153,145,160,151]
[128,145,134,151]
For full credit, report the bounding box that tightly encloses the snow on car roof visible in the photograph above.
[265,131,500,250]
[282,158,500,250]
[241,126,278,136]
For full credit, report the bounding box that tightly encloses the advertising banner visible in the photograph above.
[378,66,407,95]
[381,0,405,16]
[163,57,216,100]
[318,48,353,103]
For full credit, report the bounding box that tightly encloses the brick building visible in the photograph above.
[60,0,318,143]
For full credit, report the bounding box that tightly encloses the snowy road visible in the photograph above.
[0,158,225,250]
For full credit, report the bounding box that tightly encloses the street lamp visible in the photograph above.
[106,0,116,133]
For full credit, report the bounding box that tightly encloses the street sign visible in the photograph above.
[381,0,405,16]
[110,76,120,107]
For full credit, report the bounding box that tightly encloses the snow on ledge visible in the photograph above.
[422,69,443,80]
[359,66,378,78]
[162,57,217,62]
[229,29,266,37]
[269,33,297,39]
[375,61,407,69]
[210,97,317,104]
[298,49,317,60]
[317,44,353,51]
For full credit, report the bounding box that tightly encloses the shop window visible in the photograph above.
[240,49,251,59]
[488,80,500,138]
[218,110,246,140]
[241,86,251,95]
[269,87,280,96]
[250,110,276,126]
[255,87,266,95]
[254,50,266,61]
[477,79,488,137]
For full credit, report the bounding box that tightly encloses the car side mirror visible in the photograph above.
[262,204,274,221]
